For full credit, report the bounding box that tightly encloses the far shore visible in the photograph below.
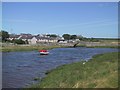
[1,45,69,52]
[1,40,119,52]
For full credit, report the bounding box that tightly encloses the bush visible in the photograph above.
[1,30,9,42]
[13,39,25,44]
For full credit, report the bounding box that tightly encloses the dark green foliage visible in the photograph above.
[78,37,99,42]
[34,77,41,81]
[62,34,99,42]
[1,30,9,42]
[13,39,25,44]
[62,34,71,40]
[70,35,77,39]
[50,34,57,38]
[46,34,58,38]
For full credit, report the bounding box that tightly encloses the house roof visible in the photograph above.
[35,36,48,40]
[9,34,20,38]
[20,35,33,39]
[20,33,32,36]
[9,34,62,40]
[35,36,57,40]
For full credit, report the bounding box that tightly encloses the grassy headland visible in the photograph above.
[32,52,118,88]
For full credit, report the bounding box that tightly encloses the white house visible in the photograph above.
[28,37,37,44]
[9,34,21,40]
[8,33,61,44]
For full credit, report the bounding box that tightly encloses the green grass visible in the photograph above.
[31,52,119,88]
[76,43,119,48]
[76,45,120,48]
[1,45,67,52]
[86,45,120,48]
[100,39,119,43]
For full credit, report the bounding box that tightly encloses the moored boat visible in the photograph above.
[39,50,49,55]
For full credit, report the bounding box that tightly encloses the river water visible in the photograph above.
[2,47,118,88]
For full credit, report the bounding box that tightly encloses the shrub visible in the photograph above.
[13,39,25,44]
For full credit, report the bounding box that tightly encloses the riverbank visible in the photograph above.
[1,40,119,52]
[1,44,119,52]
[76,41,119,48]
[1,45,69,52]
[77,45,120,48]
[32,52,118,88]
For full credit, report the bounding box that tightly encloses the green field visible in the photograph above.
[31,52,118,88]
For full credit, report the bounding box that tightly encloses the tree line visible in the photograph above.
[62,34,99,42]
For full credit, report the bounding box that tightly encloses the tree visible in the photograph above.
[46,34,58,38]
[46,34,50,37]
[70,35,77,39]
[50,34,57,38]
[13,39,25,44]
[1,30,9,42]
[62,34,71,40]
[0,31,2,42]
[0,31,2,36]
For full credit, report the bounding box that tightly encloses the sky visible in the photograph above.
[2,2,118,38]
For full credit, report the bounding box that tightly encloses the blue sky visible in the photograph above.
[2,2,118,38]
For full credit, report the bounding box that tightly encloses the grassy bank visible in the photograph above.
[32,52,118,88]
[1,40,119,52]
[86,46,120,48]
[1,45,119,52]
[1,45,68,52]
[76,45,120,48]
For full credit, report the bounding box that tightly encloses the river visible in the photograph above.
[2,47,118,88]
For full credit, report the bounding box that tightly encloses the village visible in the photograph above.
[8,33,65,44]
[0,30,119,48]
[0,30,82,46]
[8,33,82,45]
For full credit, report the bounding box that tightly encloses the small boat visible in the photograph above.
[39,50,49,55]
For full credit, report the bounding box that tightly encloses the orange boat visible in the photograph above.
[39,50,49,55]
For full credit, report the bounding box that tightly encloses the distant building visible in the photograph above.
[8,33,61,44]
[58,40,67,43]
[28,36,38,44]
[9,34,21,40]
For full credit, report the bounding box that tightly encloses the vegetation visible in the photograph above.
[13,39,26,44]
[86,45,120,48]
[1,45,68,52]
[46,34,58,38]
[70,35,77,39]
[62,34,71,40]
[31,52,118,88]
[62,34,99,42]
[0,30,9,42]
[78,37,99,42]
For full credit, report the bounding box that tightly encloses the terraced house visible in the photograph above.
[8,33,60,44]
